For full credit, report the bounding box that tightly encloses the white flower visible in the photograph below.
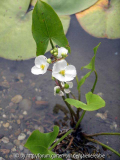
[58,47,68,58]
[31,55,49,75]
[61,82,73,94]
[52,59,77,82]
[54,86,64,96]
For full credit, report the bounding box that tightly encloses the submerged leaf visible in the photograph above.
[32,0,70,56]
[76,0,120,39]
[66,92,105,111]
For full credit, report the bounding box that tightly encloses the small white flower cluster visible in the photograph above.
[31,47,77,96]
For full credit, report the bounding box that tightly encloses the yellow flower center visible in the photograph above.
[40,64,45,70]
[59,70,65,76]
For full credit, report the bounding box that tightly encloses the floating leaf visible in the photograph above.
[76,0,120,39]
[32,0,70,56]
[0,0,70,60]
[77,43,100,89]
[25,126,62,160]
[31,0,37,6]
[42,0,98,15]
[66,92,105,111]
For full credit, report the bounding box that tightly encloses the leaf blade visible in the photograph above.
[32,0,70,56]
[77,71,92,89]
[42,0,98,15]
[24,126,59,149]
[81,42,101,71]
[76,0,120,39]
[66,92,105,111]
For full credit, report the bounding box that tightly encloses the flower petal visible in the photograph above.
[52,59,67,73]
[64,89,71,94]
[61,82,65,87]
[31,66,47,75]
[65,65,77,78]
[58,47,68,58]
[58,91,64,96]
[54,86,60,96]
[67,82,73,88]
[54,86,60,92]
[52,72,74,82]
[35,55,47,68]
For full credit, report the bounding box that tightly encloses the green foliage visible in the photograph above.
[81,43,101,71]
[77,43,101,89]
[0,0,70,60]
[66,92,105,111]
[32,0,70,56]
[76,0,120,39]
[43,0,98,15]
[24,126,62,160]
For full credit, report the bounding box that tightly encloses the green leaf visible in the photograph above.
[65,92,105,111]
[0,0,70,60]
[76,0,120,39]
[77,43,100,89]
[42,0,98,15]
[77,71,92,89]
[32,0,70,56]
[25,126,62,160]
[25,126,59,149]
[81,43,101,71]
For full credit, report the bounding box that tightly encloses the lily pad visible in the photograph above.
[0,0,70,60]
[76,0,120,39]
[42,0,98,15]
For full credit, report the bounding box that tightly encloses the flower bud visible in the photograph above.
[52,76,55,80]
[47,58,52,64]
[61,53,67,58]
[54,52,58,56]
[50,50,54,54]
[53,47,58,52]
[56,88,60,93]
[64,83,69,89]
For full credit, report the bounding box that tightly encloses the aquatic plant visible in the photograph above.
[24,0,120,159]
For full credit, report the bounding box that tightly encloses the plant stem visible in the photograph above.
[85,132,120,137]
[86,137,120,157]
[57,81,76,121]
[50,39,54,49]
[75,110,86,129]
[49,129,73,151]
[76,76,81,119]
[66,93,77,121]
[47,68,52,71]
[75,70,98,128]
[76,76,81,100]
[62,96,76,123]
[70,92,76,99]
[91,70,98,93]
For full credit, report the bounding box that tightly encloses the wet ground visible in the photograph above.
[0,15,120,160]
